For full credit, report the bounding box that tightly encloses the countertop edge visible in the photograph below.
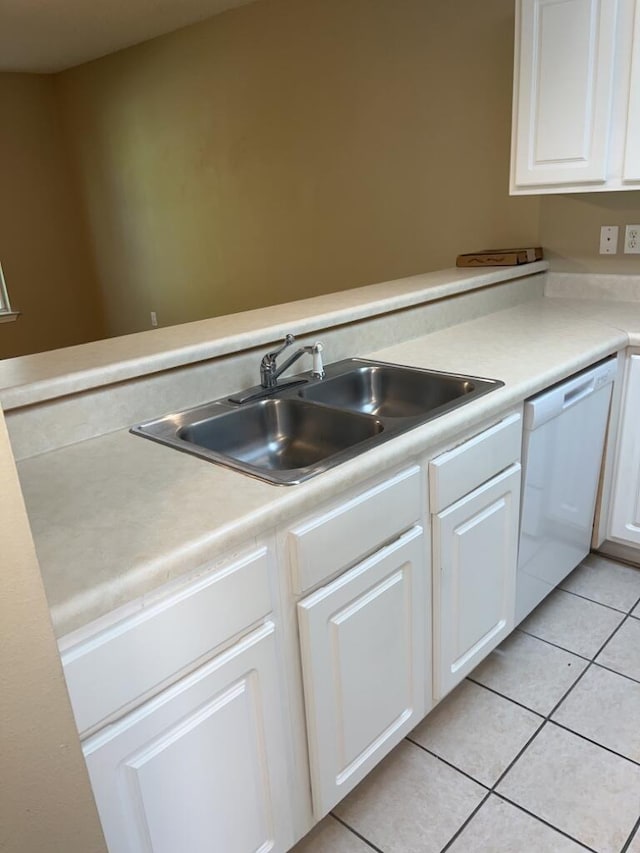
[0,263,548,411]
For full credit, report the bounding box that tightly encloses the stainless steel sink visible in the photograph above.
[298,362,478,419]
[177,398,383,475]
[132,358,503,485]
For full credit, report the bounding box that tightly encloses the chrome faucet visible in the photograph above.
[260,334,325,389]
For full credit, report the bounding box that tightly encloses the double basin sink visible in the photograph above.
[132,359,503,485]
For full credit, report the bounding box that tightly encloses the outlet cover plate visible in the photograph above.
[600,225,619,255]
[624,225,640,254]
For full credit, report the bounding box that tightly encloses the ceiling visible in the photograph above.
[0,0,257,73]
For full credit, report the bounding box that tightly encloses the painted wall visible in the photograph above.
[0,406,106,853]
[0,75,106,359]
[2,0,639,353]
[540,192,640,273]
[56,0,540,338]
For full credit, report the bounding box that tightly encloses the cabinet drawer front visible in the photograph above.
[288,466,421,594]
[298,526,427,818]
[62,547,272,735]
[429,412,522,512]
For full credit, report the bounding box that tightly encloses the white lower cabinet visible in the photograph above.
[433,464,521,699]
[297,525,427,818]
[83,622,293,853]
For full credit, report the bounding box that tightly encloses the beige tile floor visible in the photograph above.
[293,556,640,853]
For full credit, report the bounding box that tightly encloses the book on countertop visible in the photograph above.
[456,247,544,267]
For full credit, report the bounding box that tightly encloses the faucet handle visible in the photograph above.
[311,342,325,379]
[265,333,295,363]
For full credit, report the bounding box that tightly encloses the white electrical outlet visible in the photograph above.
[600,225,619,255]
[624,225,640,254]
[150,311,158,327]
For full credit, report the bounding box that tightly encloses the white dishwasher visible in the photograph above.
[516,358,617,625]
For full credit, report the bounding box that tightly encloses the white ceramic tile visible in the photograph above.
[627,828,640,852]
[471,630,588,715]
[497,724,640,852]
[552,665,640,762]
[446,794,585,853]
[410,680,541,786]
[632,601,640,619]
[333,740,485,853]
[519,589,624,659]
[560,554,640,612]
[596,617,640,681]
[291,816,371,853]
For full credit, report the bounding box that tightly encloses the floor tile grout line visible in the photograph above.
[557,585,630,614]
[329,812,386,853]
[491,791,599,853]
[547,718,640,769]
[437,597,639,852]
[620,814,640,853]
[436,719,551,852]
[465,676,547,718]
[519,596,631,668]
[437,791,493,853]
[593,660,640,686]
[517,628,594,661]
[405,737,492,791]
[543,660,596,719]
[436,716,597,853]
[449,589,640,852]
[590,609,637,662]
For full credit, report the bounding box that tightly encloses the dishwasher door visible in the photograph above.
[516,358,617,625]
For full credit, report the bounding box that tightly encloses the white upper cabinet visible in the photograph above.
[511,0,640,193]
[623,0,640,180]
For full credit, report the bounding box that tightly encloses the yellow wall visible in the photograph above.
[540,192,640,273]
[56,0,541,338]
[0,406,106,853]
[0,75,106,359]
[3,0,640,353]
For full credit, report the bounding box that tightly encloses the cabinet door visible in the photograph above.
[623,0,640,182]
[83,623,293,853]
[511,0,618,190]
[609,355,640,545]
[433,464,521,700]
[298,526,427,818]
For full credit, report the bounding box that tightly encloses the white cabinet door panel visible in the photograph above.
[84,623,292,853]
[298,526,427,818]
[609,355,640,545]
[623,0,640,181]
[512,0,618,188]
[434,465,521,700]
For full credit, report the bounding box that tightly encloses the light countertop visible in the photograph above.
[17,293,636,639]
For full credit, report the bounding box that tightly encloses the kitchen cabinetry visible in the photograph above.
[59,415,528,848]
[511,0,640,193]
[608,353,640,548]
[430,413,522,700]
[61,545,295,853]
[83,623,292,853]
[290,466,428,819]
[298,527,426,818]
